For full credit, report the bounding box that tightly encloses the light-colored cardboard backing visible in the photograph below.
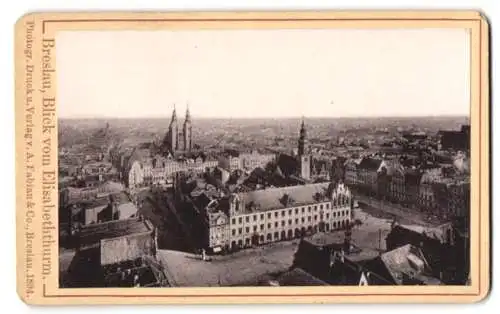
[14,11,490,304]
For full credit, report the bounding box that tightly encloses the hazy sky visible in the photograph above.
[56,28,470,118]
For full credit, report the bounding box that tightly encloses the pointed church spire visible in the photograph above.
[183,103,193,152]
[299,116,307,138]
[185,103,191,122]
[171,104,177,122]
[298,116,307,156]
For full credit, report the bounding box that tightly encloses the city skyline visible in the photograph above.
[57,113,470,120]
[56,28,470,119]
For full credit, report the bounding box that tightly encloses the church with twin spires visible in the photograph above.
[163,105,192,155]
[160,107,312,181]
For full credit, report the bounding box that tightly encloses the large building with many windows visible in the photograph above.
[126,154,218,189]
[239,150,275,172]
[201,181,353,252]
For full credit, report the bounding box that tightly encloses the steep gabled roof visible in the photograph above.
[275,268,329,286]
[377,244,441,285]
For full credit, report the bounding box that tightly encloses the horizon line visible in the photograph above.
[58,114,469,120]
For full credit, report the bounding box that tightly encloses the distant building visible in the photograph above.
[403,168,423,208]
[218,152,241,173]
[439,125,470,151]
[418,168,443,212]
[126,154,218,189]
[163,105,193,154]
[239,150,275,172]
[241,166,301,190]
[448,180,470,218]
[402,131,428,142]
[272,118,312,182]
[67,192,138,234]
[357,157,387,196]
[388,162,406,203]
[311,158,331,181]
[418,167,470,219]
[59,181,124,208]
[344,157,362,187]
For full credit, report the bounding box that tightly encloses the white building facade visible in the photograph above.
[205,182,353,251]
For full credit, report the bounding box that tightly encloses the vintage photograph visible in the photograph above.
[57,28,471,288]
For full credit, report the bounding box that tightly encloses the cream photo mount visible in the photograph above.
[14,11,490,304]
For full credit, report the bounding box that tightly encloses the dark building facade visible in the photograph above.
[385,224,469,284]
[439,125,470,151]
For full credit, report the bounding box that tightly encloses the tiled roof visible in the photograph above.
[237,182,332,213]
[379,244,441,285]
[275,268,329,286]
[78,218,153,248]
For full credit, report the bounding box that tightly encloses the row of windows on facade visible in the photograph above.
[231,202,349,225]
[137,161,218,173]
[211,220,352,243]
[144,176,166,181]
[385,192,433,202]
[231,211,350,236]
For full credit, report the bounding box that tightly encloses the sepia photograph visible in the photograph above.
[14,10,490,304]
[56,27,472,288]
